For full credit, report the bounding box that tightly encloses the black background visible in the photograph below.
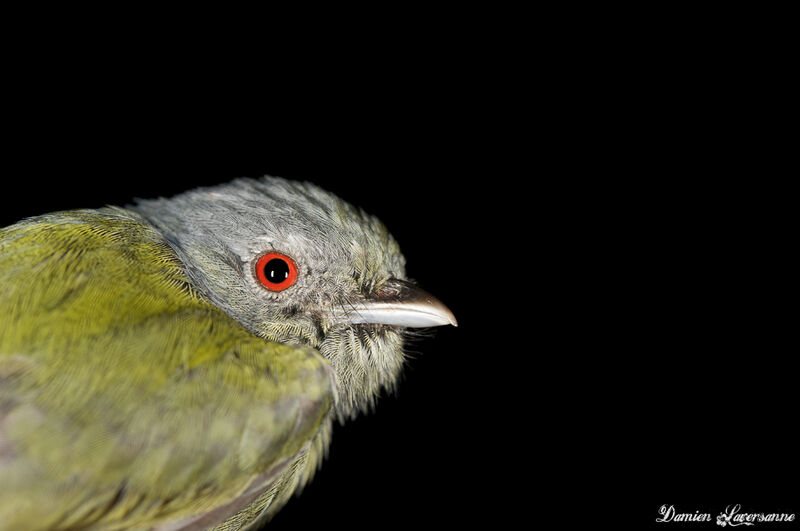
[2,9,796,530]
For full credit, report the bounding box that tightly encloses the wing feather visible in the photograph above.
[0,210,333,529]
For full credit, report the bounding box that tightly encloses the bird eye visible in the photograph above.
[255,252,298,291]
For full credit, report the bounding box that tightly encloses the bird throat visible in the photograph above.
[320,324,406,422]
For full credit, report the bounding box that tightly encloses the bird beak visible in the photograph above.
[327,278,457,328]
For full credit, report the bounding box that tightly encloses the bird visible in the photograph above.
[0,176,456,530]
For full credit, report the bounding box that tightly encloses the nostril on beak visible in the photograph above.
[376,285,400,299]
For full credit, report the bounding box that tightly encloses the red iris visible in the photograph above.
[255,252,298,291]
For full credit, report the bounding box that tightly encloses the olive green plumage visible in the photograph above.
[0,177,454,530]
[0,208,332,529]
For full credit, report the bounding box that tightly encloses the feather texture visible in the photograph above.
[0,209,333,529]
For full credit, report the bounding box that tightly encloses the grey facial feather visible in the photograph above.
[131,176,408,419]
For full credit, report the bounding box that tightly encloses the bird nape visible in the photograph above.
[0,176,456,530]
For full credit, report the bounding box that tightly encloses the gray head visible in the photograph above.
[133,176,455,419]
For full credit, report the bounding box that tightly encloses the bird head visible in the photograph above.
[133,177,456,419]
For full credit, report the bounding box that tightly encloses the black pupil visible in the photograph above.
[264,258,290,283]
